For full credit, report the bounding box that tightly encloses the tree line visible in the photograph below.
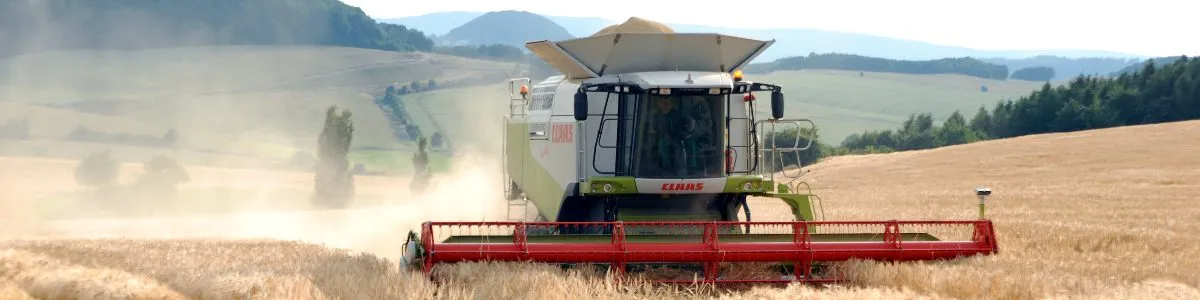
[0,117,180,148]
[746,53,1010,80]
[432,44,526,62]
[1113,56,1186,76]
[1011,66,1055,81]
[72,150,191,217]
[833,56,1200,155]
[68,105,372,213]
[0,0,434,57]
[0,0,573,67]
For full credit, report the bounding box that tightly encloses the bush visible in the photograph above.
[75,150,119,188]
[125,155,190,204]
[139,155,189,187]
[313,105,355,208]
[430,132,444,149]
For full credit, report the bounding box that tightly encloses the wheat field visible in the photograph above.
[3,120,1200,299]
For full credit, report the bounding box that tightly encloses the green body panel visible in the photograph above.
[764,192,817,222]
[506,122,565,221]
[722,175,768,193]
[582,175,771,195]
[581,176,638,194]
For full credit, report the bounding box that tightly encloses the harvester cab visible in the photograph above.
[402,31,998,285]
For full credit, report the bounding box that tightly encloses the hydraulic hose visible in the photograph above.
[741,197,752,233]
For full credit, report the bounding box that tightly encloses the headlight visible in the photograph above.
[743,182,753,191]
[603,183,614,193]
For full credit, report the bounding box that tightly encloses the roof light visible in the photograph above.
[519,84,529,98]
[733,70,744,82]
[659,88,671,95]
[709,88,721,94]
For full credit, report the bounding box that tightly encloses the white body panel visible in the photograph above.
[513,71,758,191]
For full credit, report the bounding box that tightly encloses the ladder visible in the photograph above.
[506,196,532,221]
[504,78,533,221]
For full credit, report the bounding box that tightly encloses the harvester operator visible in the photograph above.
[649,97,700,177]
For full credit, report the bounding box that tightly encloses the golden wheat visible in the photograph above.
[0,280,33,300]
[749,120,1200,299]
[3,120,1200,299]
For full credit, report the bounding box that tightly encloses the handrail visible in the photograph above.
[754,119,817,181]
[507,78,531,117]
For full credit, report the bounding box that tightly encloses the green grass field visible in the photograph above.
[748,69,1048,143]
[348,148,452,175]
[0,45,516,173]
[389,70,1048,148]
[396,84,510,151]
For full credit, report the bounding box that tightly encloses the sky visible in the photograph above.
[342,0,1197,57]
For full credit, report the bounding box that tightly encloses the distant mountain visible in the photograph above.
[437,11,573,48]
[1113,56,1188,75]
[381,11,1149,62]
[982,56,1141,80]
[380,11,485,36]
[0,0,433,58]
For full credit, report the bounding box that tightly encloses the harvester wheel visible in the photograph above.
[399,230,423,273]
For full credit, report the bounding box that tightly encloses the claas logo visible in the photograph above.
[661,183,704,191]
[551,123,573,143]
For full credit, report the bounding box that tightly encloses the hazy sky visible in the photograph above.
[343,0,1196,57]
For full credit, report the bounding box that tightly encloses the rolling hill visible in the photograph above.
[382,11,1149,62]
[437,11,574,48]
[0,45,517,172]
[1113,56,1188,75]
[0,0,434,58]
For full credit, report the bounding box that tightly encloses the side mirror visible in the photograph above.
[771,91,784,119]
[574,90,588,121]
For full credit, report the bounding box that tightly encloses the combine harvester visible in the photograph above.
[401,20,998,284]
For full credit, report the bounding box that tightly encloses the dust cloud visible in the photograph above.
[1,0,514,264]
[3,122,511,263]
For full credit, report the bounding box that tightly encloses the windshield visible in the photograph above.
[631,92,726,178]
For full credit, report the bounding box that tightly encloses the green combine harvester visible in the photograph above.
[401,19,998,284]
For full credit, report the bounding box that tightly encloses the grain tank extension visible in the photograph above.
[401,31,998,284]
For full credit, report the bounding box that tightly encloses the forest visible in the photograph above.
[0,0,433,56]
[746,53,1011,80]
[835,57,1200,155]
